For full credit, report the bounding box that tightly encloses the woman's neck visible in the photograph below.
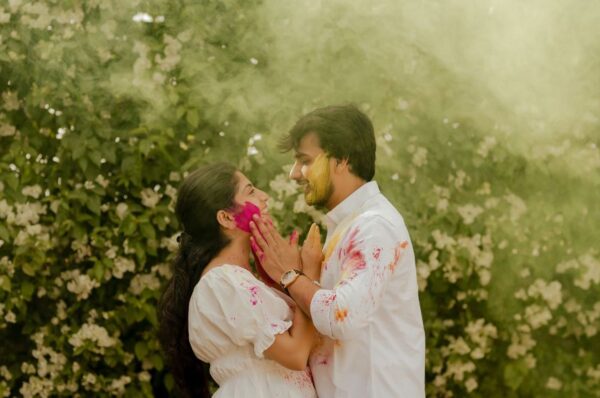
[205,236,252,273]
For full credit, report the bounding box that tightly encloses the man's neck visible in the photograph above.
[326,177,367,210]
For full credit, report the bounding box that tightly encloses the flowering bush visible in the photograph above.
[1,1,599,397]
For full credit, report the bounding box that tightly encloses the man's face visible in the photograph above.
[289,133,334,207]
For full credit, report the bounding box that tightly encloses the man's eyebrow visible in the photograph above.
[294,151,310,159]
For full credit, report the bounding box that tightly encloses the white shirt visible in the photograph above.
[309,181,425,398]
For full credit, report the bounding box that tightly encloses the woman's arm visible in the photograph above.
[263,306,319,371]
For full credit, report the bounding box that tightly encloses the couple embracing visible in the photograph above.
[158,105,425,398]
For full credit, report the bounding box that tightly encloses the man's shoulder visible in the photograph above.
[355,193,405,226]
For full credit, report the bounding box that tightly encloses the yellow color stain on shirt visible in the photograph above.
[334,308,348,322]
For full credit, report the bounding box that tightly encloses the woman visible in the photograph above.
[158,163,319,398]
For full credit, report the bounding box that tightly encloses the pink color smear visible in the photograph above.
[233,202,277,287]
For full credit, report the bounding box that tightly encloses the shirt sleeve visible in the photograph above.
[196,266,292,358]
[310,216,412,339]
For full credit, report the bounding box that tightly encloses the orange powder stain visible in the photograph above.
[334,308,348,322]
[389,240,409,273]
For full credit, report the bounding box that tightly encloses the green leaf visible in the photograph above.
[92,262,104,281]
[503,359,529,390]
[21,281,35,300]
[134,341,148,360]
[0,275,11,292]
[164,373,174,391]
[86,195,101,215]
[122,216,137,236]
[186,109,199,128]
[140,222,156,240]
[150,353,164,371]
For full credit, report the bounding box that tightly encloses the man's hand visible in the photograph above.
[300,223,323,281]
[249,214,301,283]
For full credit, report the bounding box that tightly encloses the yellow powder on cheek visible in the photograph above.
[305,153,330,204]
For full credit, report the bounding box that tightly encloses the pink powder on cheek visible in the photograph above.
[233,201,261,232]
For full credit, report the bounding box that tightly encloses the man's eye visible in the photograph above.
[250,188,256,194]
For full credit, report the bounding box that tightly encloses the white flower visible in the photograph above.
[524,304,552,329]
[457,204,484,225]
[432,230,456,250]
[21,185,42,199]
[63,270,100,300]
[476,136,497,158]
[465,377,478,392]
[169,171,181,181]
[140,188,161,208]
[116,203,128,220]
[507,332,536,359]
[19,376,53,398]
[160,234,179,253]
[546,377,562,390]
[505,193,527,222]
[269,173,299,199]
[0,122,17,136]
[0,365,11,380]
[411,147,428,167]
[2,91,19,111]
[527,279,562,310]
[107,376,131,395]
[82,373,97,389]
[436,198,448,212]
[68,322,116,350]
[95,174,109,188]
[13,202,46,226]
[129,274,161,295]
[113,257,135,279]
[4,311,16,323]
[0,199,12,219]
[138,371,151,382]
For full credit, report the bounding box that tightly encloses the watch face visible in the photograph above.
[282,270,295,284]
[281,270,298,287]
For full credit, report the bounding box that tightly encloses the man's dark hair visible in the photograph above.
[279,104,376,181]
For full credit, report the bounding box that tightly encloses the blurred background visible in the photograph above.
[0,0,598,396]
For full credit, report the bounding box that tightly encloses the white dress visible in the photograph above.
[188,264,317,398]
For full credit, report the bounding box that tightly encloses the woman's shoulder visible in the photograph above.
[193,264,290,309]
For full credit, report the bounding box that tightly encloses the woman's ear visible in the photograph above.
[216,210,236,230]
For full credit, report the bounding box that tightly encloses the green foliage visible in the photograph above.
[1,0,599,397]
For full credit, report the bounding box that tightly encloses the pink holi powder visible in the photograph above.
[233,201,261,232]
[233,202,278,287]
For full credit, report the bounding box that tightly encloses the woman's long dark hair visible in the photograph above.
[157,163,238,398]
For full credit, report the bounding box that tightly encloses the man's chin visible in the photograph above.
[304,192,327,208]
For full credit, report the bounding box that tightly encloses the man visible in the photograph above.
[250,105,425,397]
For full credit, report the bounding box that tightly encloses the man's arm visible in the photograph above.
[302,217,411,340]
[250,214,412,340]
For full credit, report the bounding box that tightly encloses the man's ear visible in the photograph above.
[333,157,350,174]
[216,210,236,230]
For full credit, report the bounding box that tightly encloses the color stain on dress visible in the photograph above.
[389,240,409,273]
[247,285,260,306]
[334,308,348,322]
[372,247,382,260]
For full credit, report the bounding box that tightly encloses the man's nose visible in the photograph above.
[289,163,302,180]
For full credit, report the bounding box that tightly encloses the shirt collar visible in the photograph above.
[325,181,380,231]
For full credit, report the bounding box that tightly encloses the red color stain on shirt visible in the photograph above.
[372,247,382,260]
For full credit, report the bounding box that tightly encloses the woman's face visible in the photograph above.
[233,172,270,214]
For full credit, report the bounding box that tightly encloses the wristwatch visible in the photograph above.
[279,269,305,290]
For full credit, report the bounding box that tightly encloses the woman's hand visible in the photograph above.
[249,214,302,283]
[300,223,323,281]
